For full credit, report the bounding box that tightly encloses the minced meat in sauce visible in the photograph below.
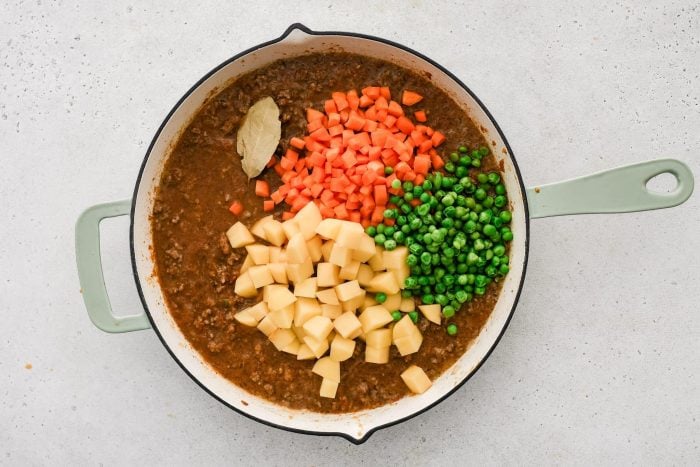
[152,53,503,413]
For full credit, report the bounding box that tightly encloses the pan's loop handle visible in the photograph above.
[75,199,151,333]
[527,159,694,219]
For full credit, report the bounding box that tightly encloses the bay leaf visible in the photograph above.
[236,96,281,179]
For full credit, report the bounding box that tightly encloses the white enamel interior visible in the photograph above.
[131,27,527,442]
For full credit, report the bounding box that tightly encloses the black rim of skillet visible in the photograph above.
[129,23,531,445]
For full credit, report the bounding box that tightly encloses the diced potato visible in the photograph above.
[393,315,418,340]
[234,271,257,298]
[303,335,329,358]
[321,303,342,320]
[335,280,363,302]
[303,315,334,341]
[320,240,334,262]
[340,292,365,314]
[296,344,316,360]
[361,295,377,311]
[226,222,255,248]
[419,304,442,324]
[262,219,286,247]
[282,339,301,355]
[233,309,258,327]
[245,244,269,265]
[286,232,309,264]
[286,256,314,284]
[295,201,322,240]
[358,305,393,333]
[315,262,341,287]
[383,293,402,312]
[240,254,254,273]
[293,297,322,326]
[268,246,282,262]
[268,304,294,328]
[312,356,340,383]
[315,218,343,240]
[294,277,318,298]
[368,248,385,272]
[267,262,288,284]
[368,271,400,295]
[356,264,374,287]
[333,311,363,339]
[389,263,410,289]
[292,324,306,341]
[319,378,339,398]
[399,297,415,312]
[334,222,366,248]
[330,334,355,362]
[307,236,323,262]
[316,288,339,305]
[400,365,432,394]
[266,285,296,311]
[257,315,277,336]
[381,246,408,269]
[250,215,273,239]
[281,218,301,239]
[365,328,392,348]
[248,301,269,320]
[248,265,274,288]
[339,260,361,281]
[351,234,377,262]
[329,243,352,268]
[365,345,390,364]
[394,332,423,356]
[269,328,296,351]
[326,329,336,344]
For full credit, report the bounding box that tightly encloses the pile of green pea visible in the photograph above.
[365,145,514,336]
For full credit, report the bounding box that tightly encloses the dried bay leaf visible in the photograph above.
[236,96,281,179]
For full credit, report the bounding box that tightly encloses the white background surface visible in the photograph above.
[1,1,699,465]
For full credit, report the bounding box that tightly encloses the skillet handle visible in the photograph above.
[527,159,694,219]
[75,199,151,333]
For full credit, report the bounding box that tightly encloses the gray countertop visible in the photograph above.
[2,1,699,465]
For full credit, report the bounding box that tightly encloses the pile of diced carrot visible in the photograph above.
[262,87,445,227]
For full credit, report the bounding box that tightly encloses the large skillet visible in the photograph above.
[75,24,694,443]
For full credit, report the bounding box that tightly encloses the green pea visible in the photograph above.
[404,192,414,202]
[447,324,458,336]
[459,145,468,153]
[384,239,397,250]
[391,179,402,189]
[365,226,376,236]
[495,183,506,195]
[502,230,514,242]
[374,233,386,245]
[442,305,456,318]
[408,311,420,323]
[499,210,512,223]
[384,166,394,175]
[422,294,435,304]
[487,172,501,185]
[375,292,387,303]
[391,310,402,321]
[422,179,433,191]
[494,195,506,208]
[475,188,487,200]
[483,224,497,237]
[477,173,488,184]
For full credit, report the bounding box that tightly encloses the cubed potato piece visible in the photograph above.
[356,264,374,287]
[326,329,336,344]
[256,315,277,337]
[316,262,341,287]
[268,246,282,262]
[319,378,339,398]
[393,315,418,340]
[334,222,365,248]
[368,248,385,272]
[358,305,393,333]
[351,234,377,262]
[286,232,309,264]
[419,304,442,324]
[368,271,399,295]
[267,262,288,284]
[394,333,423,356]
[335,280,363,302]
[339,260,361,281]
[312,356,340,383]
[262,219,286,246]
[315,218,343,240]
[383,293,402,312]
[400,365,432,394]
[294,277,318,298]
[361,295,377,311]
[307,236,323,262]
[320,240,334,262]
[233,309,258,327]
[292,324,306,341]
[268,304,294,328]
[250,215,273,239]
[381,246,408,269]
[321,303,342,319]
[296,344,316,360]
[333,311,363,339]
[240,254,254,273]
[234,271,257,298]
[269,328,296,351]
[329,243,352,268]
[330,334,355,362]
[282,339,301,355]
[286,256,314,284]
[303,335,329,358]
[248,301,269,320]
[365,328,392,348]
[302,315,334,341]
[365,345,390,364]
[341,292,365,314]
[248,265,274,288]
[226,222,255,248]
[316,288,339,305]
[245,244,269,265]
[266,285,296,311]
[293,297,322,327]
[399,297,415,312]
[295,201,323,240]
[281,218,301,239]
[389,265,409,290]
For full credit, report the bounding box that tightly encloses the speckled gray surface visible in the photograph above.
[1,1,699,465]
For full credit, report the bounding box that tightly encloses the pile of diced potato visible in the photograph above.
[226,202,434,398]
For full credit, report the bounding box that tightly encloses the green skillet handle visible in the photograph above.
[75,199,151,333]
[527,159,694,219]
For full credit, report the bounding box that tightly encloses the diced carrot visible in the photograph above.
[362,86,381,99]
[327,112,341,127]
[310,127,331,142]
[332,92,349,111]
[384,115,397,129]
[282,211,294,220]
[379,86,391,100]
[413,155,431,175]
[414,110,427,122]
[324,99,337,114]
[374,96,389,111]
[431,131,445,147]
[290,137,306,150]
[401,90,423,106]
[307,108,325,122]
[396,116,415,135]
[431,153,445,170]
[374,184,388,205]
[347,90,360,110]
[419,139,433,153]
[328,124,344,137]
[255,180,270,197]
[228,200,244,215]
[365,106,378,121]
[345,112,365,131]
[263,200,274,212]
[387,100,404,117]
[359,95,374,108]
